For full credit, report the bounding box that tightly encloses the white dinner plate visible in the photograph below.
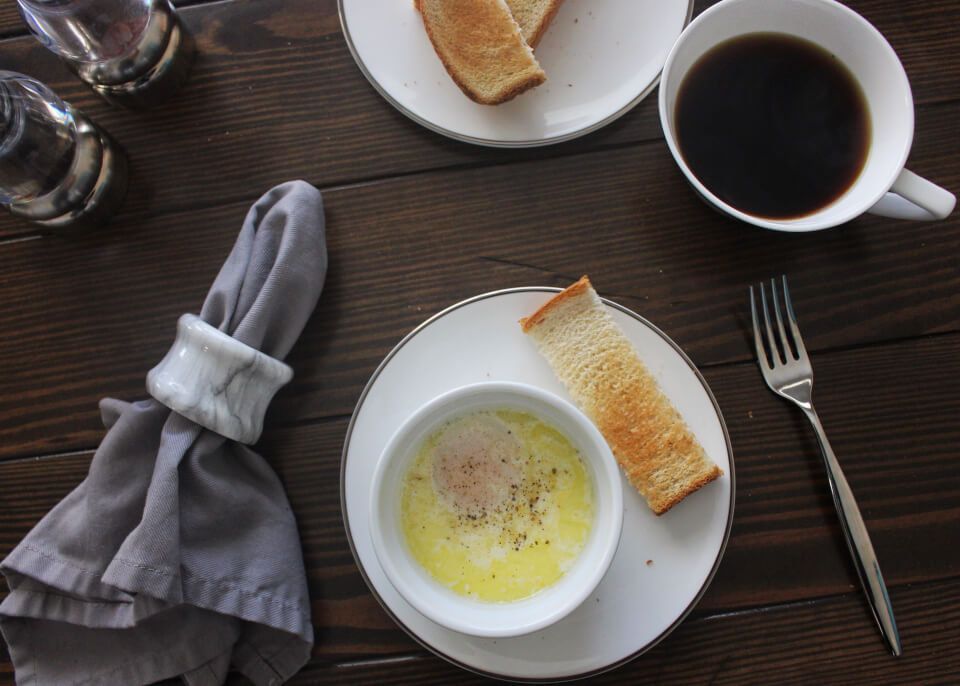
[338,0,694,147]
[341,288,735,681]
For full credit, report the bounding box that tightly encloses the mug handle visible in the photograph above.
[867,169,956,220]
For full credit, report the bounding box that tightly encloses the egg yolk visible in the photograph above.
[400,409,594,602]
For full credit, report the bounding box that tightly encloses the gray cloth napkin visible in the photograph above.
[0,181,327,686]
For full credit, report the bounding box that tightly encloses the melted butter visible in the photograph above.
[400,409,594,602]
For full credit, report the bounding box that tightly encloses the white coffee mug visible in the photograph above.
[658,0,956,232]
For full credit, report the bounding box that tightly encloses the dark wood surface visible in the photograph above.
[1,0,958,683]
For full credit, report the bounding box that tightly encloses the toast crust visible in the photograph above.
[518,0,565,48]
[520,274,591,332]
[416,0,564,49]
[419,0,546,105]
[521,276,722,515]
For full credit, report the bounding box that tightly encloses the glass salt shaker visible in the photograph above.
[0,72,127,230]
[16,0,194,108]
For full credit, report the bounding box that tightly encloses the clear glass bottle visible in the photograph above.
[0,72,127,229]
[17,0,194,107]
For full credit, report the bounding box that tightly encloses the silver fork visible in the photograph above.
[750,276,902,656]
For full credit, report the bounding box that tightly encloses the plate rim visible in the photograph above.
[339,286,736,682]
[337,0,696,148]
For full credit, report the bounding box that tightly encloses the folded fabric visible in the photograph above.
[0,181,327,686]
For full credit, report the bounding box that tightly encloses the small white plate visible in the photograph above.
[338,0,694,147]
[341,288,735,681]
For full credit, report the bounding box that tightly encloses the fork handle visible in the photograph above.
[803,407,903,656]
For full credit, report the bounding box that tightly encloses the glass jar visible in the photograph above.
[0,72,127,229]
[17,0,194,107]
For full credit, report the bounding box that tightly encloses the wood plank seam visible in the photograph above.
[3,92,957,240]
[321,574,960,669]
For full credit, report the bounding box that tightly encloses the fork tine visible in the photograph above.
[781,275,809,361]
[759,281,782,365]
[749,286,772,370]
[769,278,794,360]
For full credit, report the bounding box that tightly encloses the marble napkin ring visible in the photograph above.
[146,314,293,444]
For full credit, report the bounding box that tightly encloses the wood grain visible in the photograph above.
[279,577,960,684]
[1,0,958,237]
[2,0,959,683]
[0,100,957,459]
[2,335,959,661]
[1,0,28,36]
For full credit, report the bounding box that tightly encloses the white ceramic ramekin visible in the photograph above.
[368,381,623,638]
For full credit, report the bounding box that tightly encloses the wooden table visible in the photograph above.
[1,0,958,683]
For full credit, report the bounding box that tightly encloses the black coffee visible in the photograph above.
[673,33,871,220]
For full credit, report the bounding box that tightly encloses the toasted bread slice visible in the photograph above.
[418,0,546,105]
[506,0,564,48]
[521,276,722,515]
[415,0,564,48]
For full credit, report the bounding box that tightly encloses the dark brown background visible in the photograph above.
[1,0,958,683]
